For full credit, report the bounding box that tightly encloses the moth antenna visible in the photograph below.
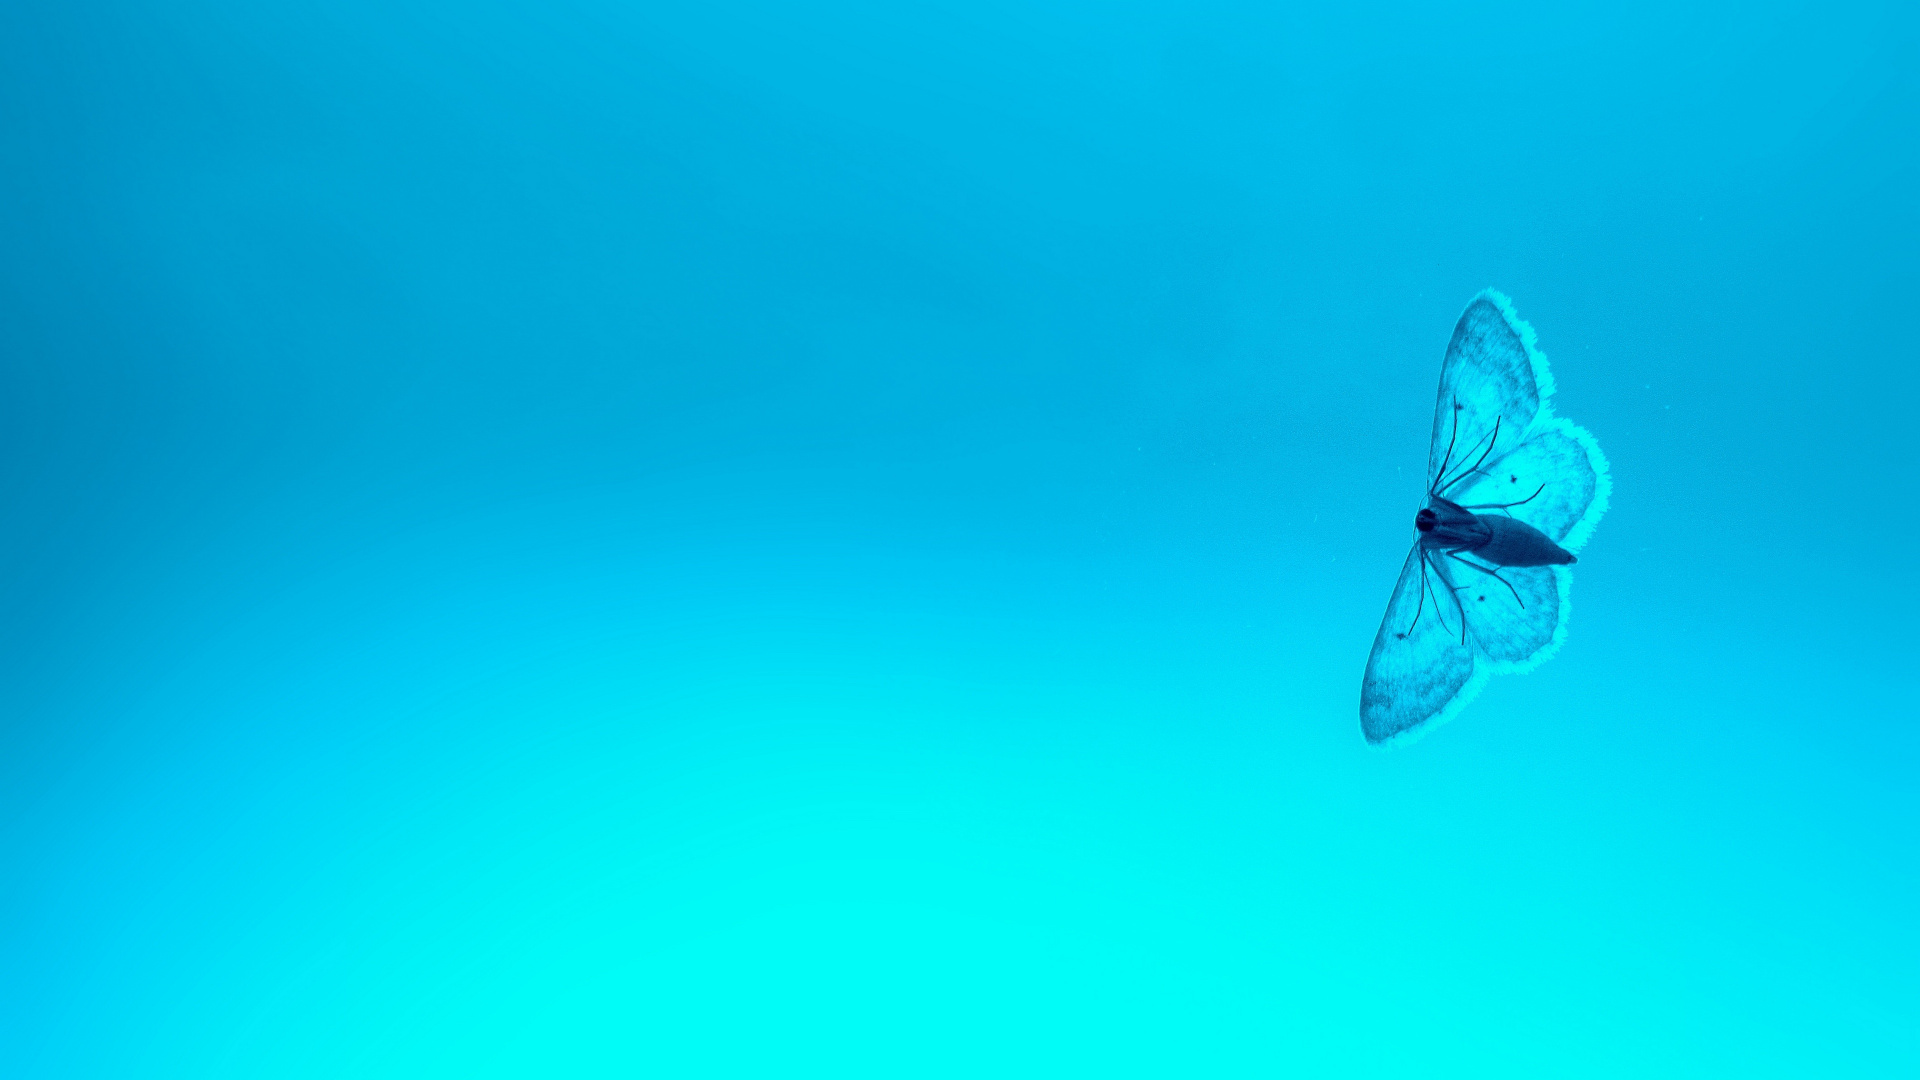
[1431,400,1462,498]
[1435,419,1491,494]
[1439,415,1501,496]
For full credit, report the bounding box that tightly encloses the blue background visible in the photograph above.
[2,1,1915,1075]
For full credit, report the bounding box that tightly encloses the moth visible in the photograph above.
[1360,291,1611,745]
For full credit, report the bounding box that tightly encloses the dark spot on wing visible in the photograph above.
[1509,474,1517,482]
[1478,595,1485,601]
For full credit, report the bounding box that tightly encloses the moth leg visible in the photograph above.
[1428,549,1471,644]
[1399,552,1433,638]
[1418,551,1450,639]
[1438,415,1501,496]
[1445,551,1525,608]
[1460,483,1545,516]
[1419,551,1458,640]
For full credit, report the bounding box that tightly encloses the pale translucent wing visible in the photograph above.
[1368,289,1609,745]
[1451,420,1605,549]
[1427,293,1546,494]
[1360,547,1479,745]
[1450,560,1564,671]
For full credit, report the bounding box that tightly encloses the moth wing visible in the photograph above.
[1452,419,1611,551]
[1428,291,1548,494]
[1451,559,1566,673]
[1360,547,1483,745]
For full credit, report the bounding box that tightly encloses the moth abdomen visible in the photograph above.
[1475,513,1575,567]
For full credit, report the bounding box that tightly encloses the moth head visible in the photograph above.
[1414,508,1437,532]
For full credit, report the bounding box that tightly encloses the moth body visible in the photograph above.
[1416,496,1573,568]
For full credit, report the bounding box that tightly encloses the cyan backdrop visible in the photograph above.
[2,1,1914,1075]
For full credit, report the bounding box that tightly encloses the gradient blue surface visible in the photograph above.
[2,1,1916,1075]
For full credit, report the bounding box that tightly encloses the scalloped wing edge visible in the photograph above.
[1474,288,1611,553]
[1474,287,1557,403]
[1534,414,1612,553]
[1366,662,1491,749]
[1368,563,1573,749]
[1478,564,1574,678]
